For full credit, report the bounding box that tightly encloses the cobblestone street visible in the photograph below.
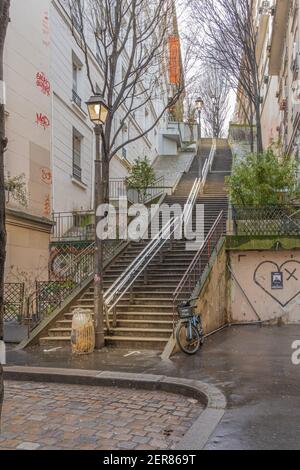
[0,381,203,450]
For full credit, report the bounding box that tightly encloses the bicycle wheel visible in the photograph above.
[176,321,201,355]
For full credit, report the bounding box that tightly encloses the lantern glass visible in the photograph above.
[196,97,204,110]
[86,95,109,125]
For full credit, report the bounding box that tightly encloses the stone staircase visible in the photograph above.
[39,139,232,350]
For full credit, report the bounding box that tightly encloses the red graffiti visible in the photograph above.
[36,72,50,96]
[36,113,50,130]
[43,194,51,216]
[41,167,52,185]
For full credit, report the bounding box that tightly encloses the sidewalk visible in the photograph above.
[5,324,300,449]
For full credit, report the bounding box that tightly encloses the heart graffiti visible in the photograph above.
[254,260,300,308]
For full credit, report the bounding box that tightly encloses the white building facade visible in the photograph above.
[3,0,183,281]
[50,0,174,214]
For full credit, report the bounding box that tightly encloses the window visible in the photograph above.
[73,63,78,92]
[72,52,83,107]
[72,128,82,181]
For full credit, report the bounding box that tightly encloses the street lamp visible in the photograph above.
[86,94,109,350]
[195,97,204,178]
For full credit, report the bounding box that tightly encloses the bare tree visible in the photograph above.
[0,0,10,422]
[67,0,186,202]
[183,86,197,142]
[188,0,263,153]
[197,66,231,138]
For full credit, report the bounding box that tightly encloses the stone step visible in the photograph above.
[116,304,173,311]
[71,298,174,309]
[105,336,168,350]
[41,336,170,350]
[40,336,71,346]
[64,311,174,321]
[116,319,173,329]
[39,146,231,352]
[48,327,172,339]
[110,327,172,338]
[56,319,173,329]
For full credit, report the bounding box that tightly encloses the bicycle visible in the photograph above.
[175,301,204,355]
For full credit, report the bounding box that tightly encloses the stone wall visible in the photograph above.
[193,241,229,335]
[228,249,300,325]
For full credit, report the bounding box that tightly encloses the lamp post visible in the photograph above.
[195,97,204,179]
[86,94,109,350]
[212,96,219,138]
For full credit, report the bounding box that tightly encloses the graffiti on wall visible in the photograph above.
[43,194,51,217]
[36,113,50,130]
[36,72,50,96]
[40,167,52,185]
[42,11,50,47]
[254,260,300,307]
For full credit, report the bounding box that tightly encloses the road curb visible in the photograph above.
[3,366,226,450]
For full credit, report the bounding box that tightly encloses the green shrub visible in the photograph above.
[226,149,300,207]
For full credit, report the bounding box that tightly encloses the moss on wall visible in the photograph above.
[226,236,300,251]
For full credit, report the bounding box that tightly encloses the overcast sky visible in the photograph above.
[175,0,236,135]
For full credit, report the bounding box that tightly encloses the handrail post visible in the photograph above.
[144,269,148,285]
[112,306,117,329]
[129,286,134,304]
[27,296,30,339]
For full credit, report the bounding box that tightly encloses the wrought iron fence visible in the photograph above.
[4,283,25,323]
[27,239,126,331]
[52,211,94,243]
[110,178,127,200]
[127,176,166,204]
[35,280,76,320]
[51,177,166,242]
[232,206,300,236]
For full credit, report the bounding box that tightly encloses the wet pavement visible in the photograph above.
[0,381,203,450]
[6,324,300,450]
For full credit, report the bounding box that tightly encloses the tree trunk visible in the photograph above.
[0,0,11,422]
[255,101,263,154]
[249,108,254,154]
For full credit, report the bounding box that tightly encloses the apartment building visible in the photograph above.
[3,0,183,283]
[235,0,300,170]
[4,0,53,282]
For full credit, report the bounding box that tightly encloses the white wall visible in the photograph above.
[4,0,52,218]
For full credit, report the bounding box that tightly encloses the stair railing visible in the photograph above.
[172,210,225,332]
[104,177,202,324]
[200,138,216,192]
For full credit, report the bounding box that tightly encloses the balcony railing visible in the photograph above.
[72,162,82,181]
[72,89,82,108]
[52,211,94,243]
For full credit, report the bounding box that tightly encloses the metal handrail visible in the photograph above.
[172,210,225,331]
[104,177,202,318]
[201,139,216,190]
[104,217,179,313]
